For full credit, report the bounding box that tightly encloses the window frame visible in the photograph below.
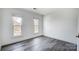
[33,19,39,34]
[12,16,23,37]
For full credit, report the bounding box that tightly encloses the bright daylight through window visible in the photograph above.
[12,16,22,36]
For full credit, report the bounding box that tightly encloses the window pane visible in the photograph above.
[12,16,22,36]
[34,19,39,25]
[34,25,39,33]
[13,17,22,25]
[14,25,21,36]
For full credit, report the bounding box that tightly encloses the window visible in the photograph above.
[34,19,39,33]
[12,16,22,36]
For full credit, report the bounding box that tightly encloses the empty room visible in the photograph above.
[0,8,79,51]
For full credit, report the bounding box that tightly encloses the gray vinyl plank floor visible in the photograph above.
[1,36,77,51]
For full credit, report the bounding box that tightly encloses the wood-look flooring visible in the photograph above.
[1,36,77,51]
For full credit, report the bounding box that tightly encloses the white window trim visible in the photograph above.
[33,19,39,34]
[12,16,23,37]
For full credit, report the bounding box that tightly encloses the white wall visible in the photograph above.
[0,9,2,50]
[1,8,43,45]
[44,9,77,44]
[77,9,79,51]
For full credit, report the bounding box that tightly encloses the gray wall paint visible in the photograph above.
[77,9,79,51]
[1,8,43,45]
[0,9,2,50]
[44,9,77,44]
[0,9,1,50]
[77,15,79,50]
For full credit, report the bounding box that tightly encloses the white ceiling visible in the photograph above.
[24,8,57,15]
